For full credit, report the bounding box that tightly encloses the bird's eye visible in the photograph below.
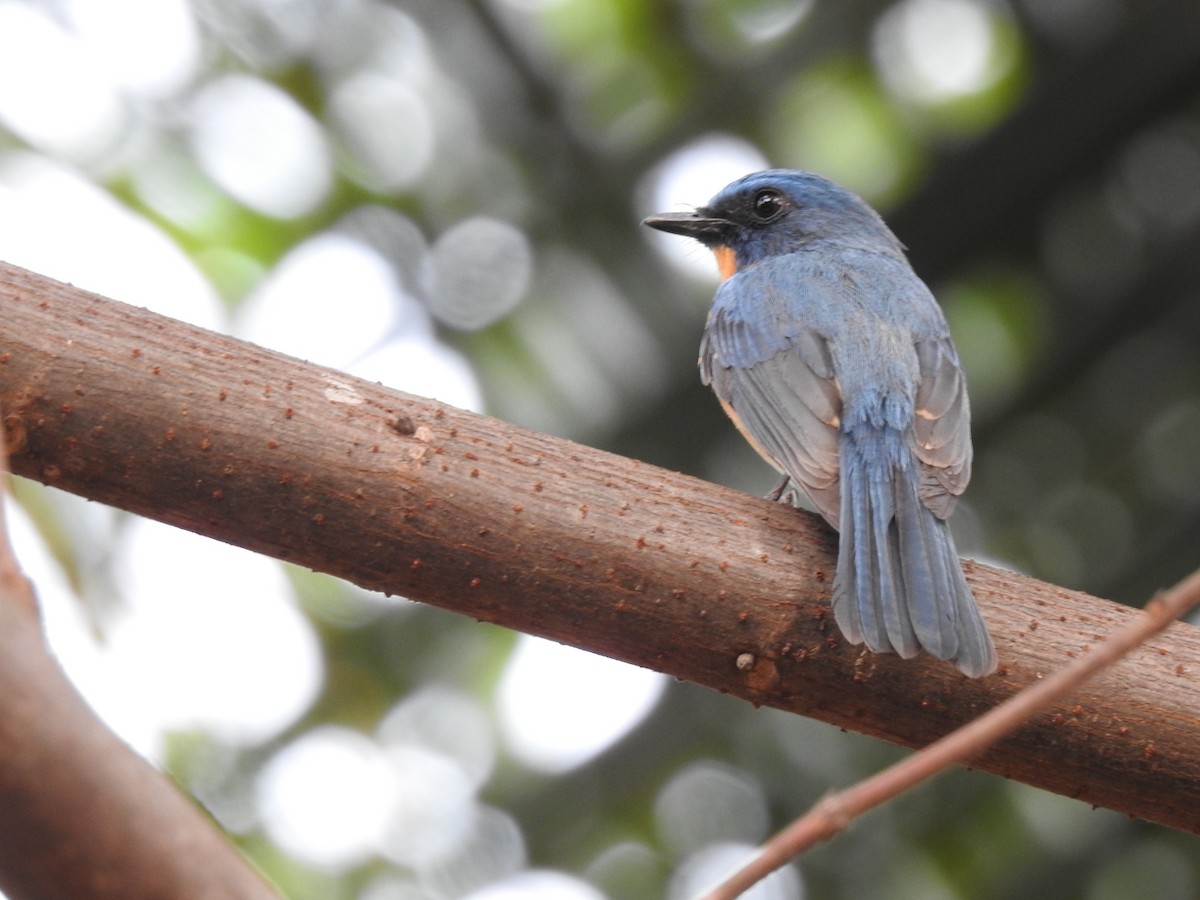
[751,189,784,222]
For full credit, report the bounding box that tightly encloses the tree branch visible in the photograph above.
[3,262,1200,835]
[0,387,282,897]
[704,568,1200,898]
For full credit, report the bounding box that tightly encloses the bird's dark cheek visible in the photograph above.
[712,244,738,282]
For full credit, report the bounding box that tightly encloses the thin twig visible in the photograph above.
[702,569,1200,900]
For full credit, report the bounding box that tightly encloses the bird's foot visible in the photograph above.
[766,475,791,502]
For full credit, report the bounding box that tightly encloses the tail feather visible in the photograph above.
[832,429,996,677]
[894,475,956,657]
[866,467,919,657]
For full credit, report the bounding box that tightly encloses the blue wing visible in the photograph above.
[700,259,973,527]
[700,269,844,525]
[912,337,972,518]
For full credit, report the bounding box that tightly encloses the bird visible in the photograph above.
[643,169,996,677]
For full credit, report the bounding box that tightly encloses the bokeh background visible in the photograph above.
[5,0,1200,897]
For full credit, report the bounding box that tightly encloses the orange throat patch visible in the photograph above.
[712,244,738,282]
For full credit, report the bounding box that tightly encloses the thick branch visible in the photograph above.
[0,414,281,897]
[3,262,1200,834]
[706,569,1200,898]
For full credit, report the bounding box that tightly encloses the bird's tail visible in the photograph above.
[832,429,996,677]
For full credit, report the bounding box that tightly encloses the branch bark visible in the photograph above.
[704,568,1200,899]
[3,262,1200,836]
[0,393,281,897]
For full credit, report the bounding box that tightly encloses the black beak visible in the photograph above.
[641,209,731,246]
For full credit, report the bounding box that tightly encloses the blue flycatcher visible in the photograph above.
[645,169,996,677]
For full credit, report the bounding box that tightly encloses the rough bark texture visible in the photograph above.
[3,262,1200,840]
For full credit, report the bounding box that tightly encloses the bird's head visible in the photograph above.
[643,169,905,281]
